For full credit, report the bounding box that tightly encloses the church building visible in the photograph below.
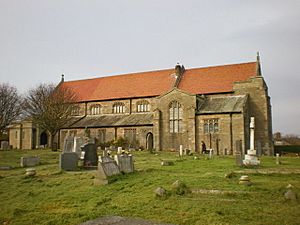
[9,56,274,155]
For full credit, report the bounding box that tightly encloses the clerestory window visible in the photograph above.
[113,102,125,114]
[137,100,150,112]
[90,104,101,115]
[71,106,80,116]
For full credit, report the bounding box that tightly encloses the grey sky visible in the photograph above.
[0,0,299,135]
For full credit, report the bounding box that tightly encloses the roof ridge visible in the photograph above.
[64,68,174,83]
[185,61,257,72]
[63,61,256,83]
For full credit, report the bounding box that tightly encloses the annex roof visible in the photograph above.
[67,114,153,128]
[61,62,257,102]
[197,95,248,114]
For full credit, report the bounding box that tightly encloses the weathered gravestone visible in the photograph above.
[73,136,84,157]
[81,143,98,167]
[63,136,74,153]
[59,152,78,171]
[95,156,120,185]
[1,141,9,150]
[20,156,40,167]
[235,140,243,166]
[114,154,134,173]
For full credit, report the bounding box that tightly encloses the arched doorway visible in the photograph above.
[146,132,153,150]
[40,131,48,147]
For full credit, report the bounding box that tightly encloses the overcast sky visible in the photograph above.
[0,0,299,135]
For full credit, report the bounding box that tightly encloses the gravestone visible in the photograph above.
[25,168,36,176]
[243,117,260,166]
[73,136,84,157]
[81,143,98,167]
[235,140,243,166]
[20,156,40,167]
[117,147,122,154]
[276,153,281,165]
[59,152,78,171]
[114,154,134,173]
[179,145,183,156]
[1,141,9,150]
[95,157,120,185]
[63,136,74,153]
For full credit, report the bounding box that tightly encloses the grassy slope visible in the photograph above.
[0,150,300,225]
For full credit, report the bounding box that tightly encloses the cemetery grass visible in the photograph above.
[0,150,299,225]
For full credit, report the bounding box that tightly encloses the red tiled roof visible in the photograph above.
[178,62,257,94]
[61,62,257,102]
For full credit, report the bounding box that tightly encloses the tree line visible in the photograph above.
[0,82,77,150]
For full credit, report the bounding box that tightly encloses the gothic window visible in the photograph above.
[204,119,219,133]
[71,105,80,116]
[112,102,125,114]
[90,104,101,115]
[169,101,183,133]
[137,100,150,112]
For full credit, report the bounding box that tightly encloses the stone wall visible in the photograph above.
[154,88,196,151]
[196,113,245,155]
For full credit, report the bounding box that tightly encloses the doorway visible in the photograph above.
[146,132,153,150]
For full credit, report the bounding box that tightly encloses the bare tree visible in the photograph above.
[0,83,22,134]
[24,83,77,151]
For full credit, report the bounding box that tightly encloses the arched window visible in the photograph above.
[90,104,101,115]
[169,101,183,133]
[71,105,80,116]
[137,100,150,112]
[113,102,125,114]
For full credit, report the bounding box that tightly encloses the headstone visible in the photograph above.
[1,141,9,150]
[95,158,120,185]
[205,149,214,159]
[154,187,167,198]
[235,140,243,166]
[243,117,260,166]
[73,137,84,157]
[25,168,36,176]
[117,147,122,154]
[284,184,297,201]
[257,141,262,156]
[161,160,174,166]
[179,145,183,156]
[20,156,40,167]
[63,136,74,153]
[239,175,252,186]
[59,152,78,171]
[114,154,134,173]
[81,143,98,167]
[276,153,281,165]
